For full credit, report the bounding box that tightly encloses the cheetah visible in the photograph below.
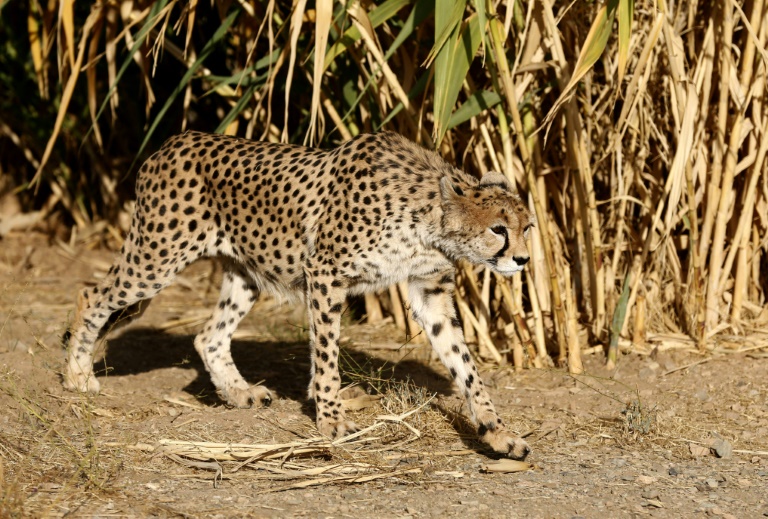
[63,131,535,459]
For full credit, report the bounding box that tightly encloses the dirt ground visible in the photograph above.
[1,232,767,518]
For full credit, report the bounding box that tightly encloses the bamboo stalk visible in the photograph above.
[563,257,582,375]
[497,274,542,368]
[685,158,706,350]
[634,293,646,349]
[388,284,406,331]
[705,78,747,331]
[698,1,733,262]
[731,115,768,322]
[540,0,605,341]
[524,267,548,362]
[455,293,502,364]
[364,293,383,324]
[488,11,568,364]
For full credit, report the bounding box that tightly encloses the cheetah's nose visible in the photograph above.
[513,256,529,266]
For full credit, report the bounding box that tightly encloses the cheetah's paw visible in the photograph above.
[62,369,101,395]
[221,385,273,408]
[317,418,359,440]
[479,423,531,460]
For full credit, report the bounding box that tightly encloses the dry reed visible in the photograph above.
[2,0,766,373]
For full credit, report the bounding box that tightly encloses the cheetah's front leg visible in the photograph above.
[409,270,530,460]
[305,268,357,439]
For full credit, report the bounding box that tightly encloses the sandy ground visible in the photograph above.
[1,232,767,518]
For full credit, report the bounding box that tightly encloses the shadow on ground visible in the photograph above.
[100,327,456,411]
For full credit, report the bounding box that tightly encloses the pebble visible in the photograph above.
[642,489,659,500]
[694,389,710,401]
[668,467,680,476]
[705,478,719,489]
[636,475,657,485]
[712,439,733,458]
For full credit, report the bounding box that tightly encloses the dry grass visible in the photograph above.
[2,0,767,406]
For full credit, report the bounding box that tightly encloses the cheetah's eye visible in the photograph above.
[490,225,507,236]
[523,223,534,236]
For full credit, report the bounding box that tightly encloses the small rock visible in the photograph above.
[690,443,710,457]
[705,478,719,489]
[668,467,680,476]
[611,458,628,467]
[642,489,659,499]
[711,439,733,458]
[636,475,657,485]
[694,389,710,401]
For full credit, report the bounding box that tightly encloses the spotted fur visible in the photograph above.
[63,131,535,459]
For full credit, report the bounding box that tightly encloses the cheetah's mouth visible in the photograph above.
[491,264,525,276]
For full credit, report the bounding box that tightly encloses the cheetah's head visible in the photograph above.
[438,171,535,276]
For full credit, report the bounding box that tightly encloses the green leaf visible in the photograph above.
[617,0,635,83]
[472,0,486,57]
[338,0,433,132]
[447,89,501,130]
[424,0,467,68]
[543,0,619,126]
[385,0,434,61]
[206,49,281,86]
[433,9,482,145]
[324,0,414,70]
[569,0,618,90]
[376,70,430,129]
[215,84,257,134]
[607,271,631,364]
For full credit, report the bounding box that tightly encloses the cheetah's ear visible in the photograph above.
[439,176,464,200]
[479,171,513,191]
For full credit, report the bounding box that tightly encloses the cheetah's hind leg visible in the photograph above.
[193,263,273,408]
[63,258,173,395]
